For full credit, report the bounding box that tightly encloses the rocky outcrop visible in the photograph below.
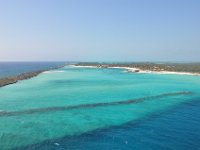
[0,70,43,87]
[0,65,66,88]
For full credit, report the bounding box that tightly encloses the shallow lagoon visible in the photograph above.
[0,66,200,149]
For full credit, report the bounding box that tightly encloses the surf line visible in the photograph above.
[0,91,192,117]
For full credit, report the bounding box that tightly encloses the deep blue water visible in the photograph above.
[0,62,66,78]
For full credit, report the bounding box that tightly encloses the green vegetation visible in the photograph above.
[75,62,200,73]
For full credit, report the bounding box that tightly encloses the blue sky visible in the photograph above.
[0,0,200,62]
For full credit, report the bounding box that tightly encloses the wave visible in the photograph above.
[42,70,65,74]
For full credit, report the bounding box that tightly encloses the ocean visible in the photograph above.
[0,62,66,78]
[0,64,200,150]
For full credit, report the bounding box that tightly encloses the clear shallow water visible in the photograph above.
[0,66,200,149]
[23,100,200,150]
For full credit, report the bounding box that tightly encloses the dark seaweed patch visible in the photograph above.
[0,92,192,117]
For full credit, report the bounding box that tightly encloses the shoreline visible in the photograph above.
[1,62,199,88]
[118,66,199,76]
[0,64,66,88]
[70,64,200,76]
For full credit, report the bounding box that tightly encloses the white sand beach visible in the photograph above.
[69,65,200,76]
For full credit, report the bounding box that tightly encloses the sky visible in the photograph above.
[0,0,200,62]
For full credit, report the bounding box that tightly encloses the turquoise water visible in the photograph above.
[0,66,200,149]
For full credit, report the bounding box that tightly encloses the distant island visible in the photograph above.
[74,62,200,75]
